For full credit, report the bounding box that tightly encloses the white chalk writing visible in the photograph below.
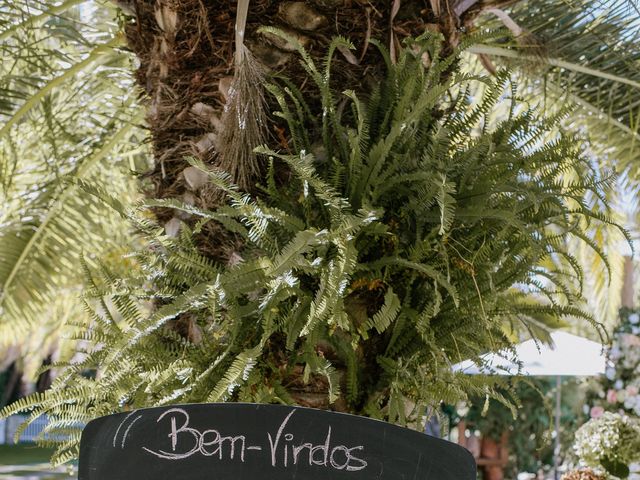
[121,408,367,473]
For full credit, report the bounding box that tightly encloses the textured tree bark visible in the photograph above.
[125,0,516,225]
[123,0,518,411]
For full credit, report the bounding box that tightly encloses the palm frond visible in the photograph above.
[476,0,640,185]
[0,0,146,350]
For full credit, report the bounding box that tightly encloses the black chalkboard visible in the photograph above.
[79,403,475,480]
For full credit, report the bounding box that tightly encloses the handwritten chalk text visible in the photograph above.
[132,408,367,473]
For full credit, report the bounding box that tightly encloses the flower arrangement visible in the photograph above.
[590,309,640,417]
[573,412,640,478]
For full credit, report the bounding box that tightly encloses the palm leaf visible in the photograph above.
[475,0,640,182]
[0,0,146,350]
[469,0,639,326]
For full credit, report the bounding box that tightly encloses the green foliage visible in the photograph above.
[0,32,624,465]
[601,457,630,479]
[461,378,586,475]
[0,0,147,365]
[472,0,640,327]
[476,0,640,193]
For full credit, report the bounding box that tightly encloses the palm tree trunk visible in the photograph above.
[126,0,514,252]
[124,0,517,411]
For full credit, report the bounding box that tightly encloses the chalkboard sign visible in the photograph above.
[79,403,475,480]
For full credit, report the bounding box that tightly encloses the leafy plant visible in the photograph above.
[573,412,640,479]
[474,0,640,190]
[0,0,147,364]
[461,378,586,475]
[470,0,640,327]
[0,32,625,465]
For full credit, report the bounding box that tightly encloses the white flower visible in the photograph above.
[610,346,622,361]
[630,313,640,324]
[574,413,640,470]
[606,366,617,380]
[615,379,625,390]
[624,396,638,409]
[633,326,640,335]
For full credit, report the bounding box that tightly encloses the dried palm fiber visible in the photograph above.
[470,7,545,75]
[486,8,546,59]
[218,0,267,189]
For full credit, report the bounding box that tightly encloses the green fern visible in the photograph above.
[1,31,628,465]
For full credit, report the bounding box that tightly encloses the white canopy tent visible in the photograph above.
[453,331,607,480]
[454,331,607,377]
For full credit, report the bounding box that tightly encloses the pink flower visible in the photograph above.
[627,386,639,396]
[590,406,605,418]
[607,389,618,403]
[621,333,640,347]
